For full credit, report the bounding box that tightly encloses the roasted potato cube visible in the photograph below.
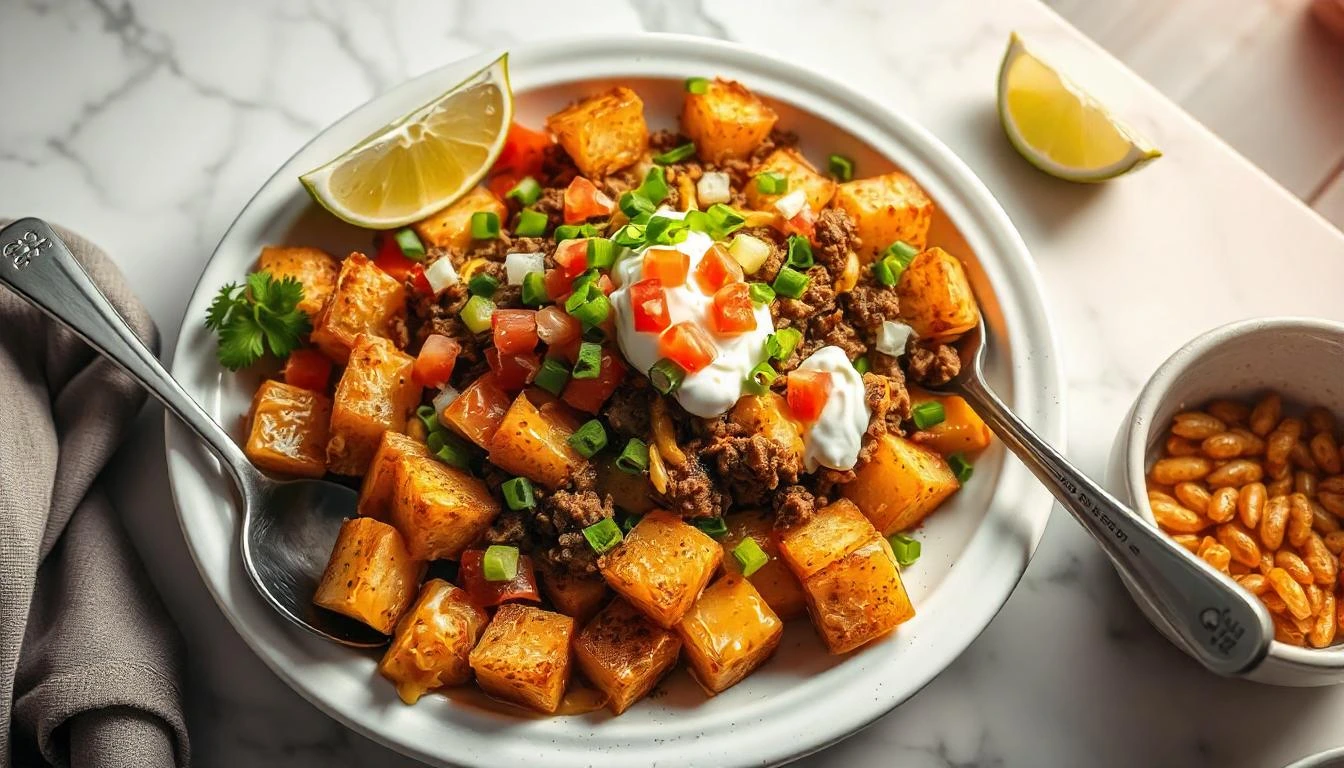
[720,510,807,620]
[327,334,421,476]
[412,185,508,253]
[358,431,430,520]
[377,579,488,704]
[441,373,512,449]
[833,171,934,260]
[803,537,914,653]
[243,380,331,478]
[574,598,681,714]
[258,245,339,321]
[909,391,992,455]
[313,517,424,634]
[728,393,804,474]
[600,510,722,629]
[390,453,501,561]
[774,498,876,579]
[743,147,835,213]
[842,433,959,535]
[540,561,610,624]
[468,604,574,713]
[488,392,585,489]
[680,78,778,164]
[676,574,783,694]
[545,87,649,178]
[594,456,656,516]
[896,247,980,342]
[310,252,407,364]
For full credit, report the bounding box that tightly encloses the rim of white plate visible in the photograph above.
[166,33,1064,768]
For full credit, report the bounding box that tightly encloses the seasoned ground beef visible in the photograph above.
[843,281,901,345]
[743,226,788,283]
[812,208,859,275]
[906,343,962,386]
[702,419,802,507]
[857,372,912,465]
[800,306,866,363]
[533,487,615,574]
[484,510,531,549]
[772,484,818,529]
[656,458,728,519]
[605,380,655,438]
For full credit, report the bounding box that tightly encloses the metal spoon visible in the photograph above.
[0,217,385,648]
[927,314,1272,676]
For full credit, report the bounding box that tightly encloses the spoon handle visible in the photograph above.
[0,217,258,489]
[954,369,1273,676]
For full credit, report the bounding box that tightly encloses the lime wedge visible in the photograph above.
[998,34,1160,182]
[301,54,513,228]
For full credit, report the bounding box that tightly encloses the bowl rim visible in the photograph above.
[164,32,1066,767]
[1122,315,1344,669]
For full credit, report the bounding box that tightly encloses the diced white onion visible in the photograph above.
[432,386,460,420]
[876,320,914,357]
[696,172,731,205]
[728,233,770,274]
[504,252,544,285]
[424,257,459,293]
[774,189,808,220]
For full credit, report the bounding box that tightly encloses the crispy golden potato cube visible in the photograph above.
[258,245,339,321]
[677,574,783,694]
[327,334,421,476]
[390,453,501,561]
[680,78,778,164]
[310,252,407,364]
[833,171,934,260]
[720,510,807,620]
[842,433,959,535]
[803,537,914,653]
[600,510,722,629]
[897,247,980,342]
[728,393,805,474]
[358,431,430,520]
[313,517,424,634]
[488,392,585,489]
[774,498,876,580]
[595,456,656,516]
[244,380,331,478]
[412,185,508,253]
[908,391,992,456]
[743,147,836,213]
[377,579,487,704]
[540,561,611,624]
[574,598,681,714]
[545,87,649,178]
[468,603,575,713]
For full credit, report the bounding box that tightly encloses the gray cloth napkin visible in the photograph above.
[0,221,188,767]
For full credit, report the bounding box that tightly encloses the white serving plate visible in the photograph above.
[166,34,1063,768]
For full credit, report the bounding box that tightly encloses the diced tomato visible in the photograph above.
[544,268,573,303]
[491,122,552,179]
[282,349,333,392]
[458,550,542,608]
[693,243,744,294]
[554,239,590,279]
[710,282,757,334]
[563,177,615,223]
[535,305,581,347]
[491,309,540,356]
[412,334,461,388]
[596,273,615,296]
[642,247,689,287]
[373,233,417,282]
[659,322,717,373]
[777,206,817,241]
[787,369,832,422]
[562,348,628,414]
[441,373,511,448]
[409,263,433,295]
[486,347,541,392]
[630,279,671,334]
[486,171,522,201]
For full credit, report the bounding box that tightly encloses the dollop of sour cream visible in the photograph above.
[609,210,775,418]
[796,345,871,472]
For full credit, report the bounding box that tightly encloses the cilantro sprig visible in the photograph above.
[205,271,309,370]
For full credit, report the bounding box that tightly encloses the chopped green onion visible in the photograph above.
[468,273,499,298]
[693,517,728,538]
[828,154,855,181]
[565,287,610,328]
[554,222,602,241]
[653,142,696,164]
[582,324,607,343]
[459,295,495,334]
[619,190,656,222]
[765,328,802,362]
[564,282,599,313]
[912,401,946,430]
[648,358,686,395]
[568,419,608,458]
[619,514,641,534]
[415,404,440,433]
[615,438,649,474]
[732,537,769,577]
[521,271,549,306]
[872,257,898,287]
[684,209,711,234]
[853,355,871,374]
[742,361,778,396]
[685,77,710,94]
[772,266,810,299]
[887,533,921,567]
[482,544,520,581]
[506,177,542,206]
[748,282,776,305]
[394,228,426,262]
[706,204,746,238]
[514,208,549,237]
[786,235,813,268]
[534,357,571,395]
[501,477,536,511]
[470,211,500,240]
[612,222,647,248]
[637,167,669,205]
[572,341,603,379]
[884,240,919,265]
[582,518,624,554]
[432,432,473,469]
[646,215,688,246]
[949,453,974,484]
[587,238,618,269]
[755,171,788,195]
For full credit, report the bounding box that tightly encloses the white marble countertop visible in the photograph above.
[5,1,1344,766]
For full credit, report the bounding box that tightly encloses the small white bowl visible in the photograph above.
[1107,317,1344,686]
